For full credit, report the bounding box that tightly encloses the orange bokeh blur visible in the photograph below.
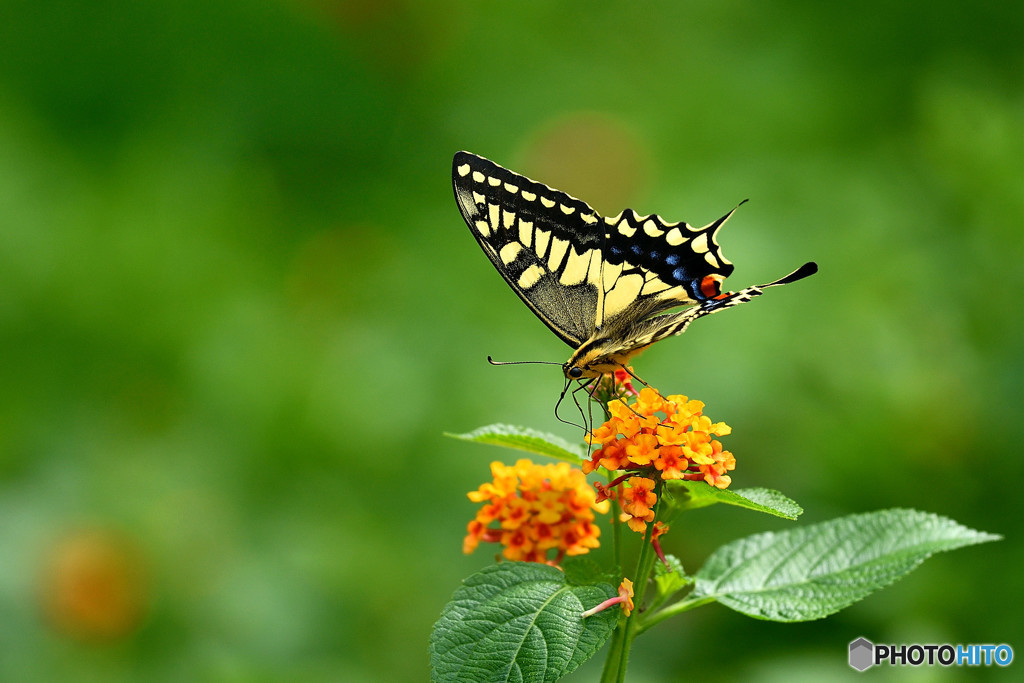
[39,530,148,642]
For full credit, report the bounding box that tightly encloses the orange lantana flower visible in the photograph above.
[584,388,735,489]
[583,386,737,536]
[465,459,610,563]
[619,476,658,533]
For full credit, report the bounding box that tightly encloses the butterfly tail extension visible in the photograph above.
[642,260,817,345]
[761,261,818,288]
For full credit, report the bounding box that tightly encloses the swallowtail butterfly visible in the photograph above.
[453,151,816,381]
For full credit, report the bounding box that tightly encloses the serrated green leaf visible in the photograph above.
[654,555,689,593]
[445,424,585,463]
[430,563,617,682]
[692,509,1001,622]
[562,556,618,588]
[665,481,803,520]
[651,555,691,610]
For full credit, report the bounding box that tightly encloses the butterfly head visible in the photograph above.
[563,338,652,381]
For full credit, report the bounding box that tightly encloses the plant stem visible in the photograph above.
[609,472,623,572]
[598,616,625,683]
[600,481,664,683]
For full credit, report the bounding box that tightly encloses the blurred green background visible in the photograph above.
[1,1,1020,680]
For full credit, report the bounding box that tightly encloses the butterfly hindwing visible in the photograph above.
[616,260,818,354]
[621,285,762,351]
[453,151,605,347]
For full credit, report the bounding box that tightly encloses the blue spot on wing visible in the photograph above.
[630,244,643,256]
[610,246,623,256]
[672,267,687,282]
[665,254,680,266]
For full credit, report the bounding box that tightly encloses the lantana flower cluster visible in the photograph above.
[584,387,736,533]
[464,459,610,563]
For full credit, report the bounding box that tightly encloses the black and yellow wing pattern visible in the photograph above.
[452,151,816,379]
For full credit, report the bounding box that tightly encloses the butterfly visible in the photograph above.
[452,151,816,383]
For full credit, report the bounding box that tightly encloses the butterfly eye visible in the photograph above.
[568,367,584,379]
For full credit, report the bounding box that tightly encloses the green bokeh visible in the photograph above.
[1,1,1020,680]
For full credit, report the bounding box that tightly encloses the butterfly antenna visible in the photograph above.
[488,356,564,367]
[490,355,586,427]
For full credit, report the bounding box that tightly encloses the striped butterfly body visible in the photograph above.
[452,151,817,381]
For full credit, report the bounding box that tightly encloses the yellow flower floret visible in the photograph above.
[618,578,635,616]
[581,577,635,619]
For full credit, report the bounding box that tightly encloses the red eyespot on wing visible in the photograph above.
[700,275,722,299]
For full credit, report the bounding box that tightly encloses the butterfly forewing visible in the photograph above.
[595,207,738,332]
[453,151,605,347]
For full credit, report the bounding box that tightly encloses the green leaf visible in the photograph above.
[651,555,691,610]
[445,424,585,463]
[692,509,1001,622]
[653,554,689,594]
[562,556,619,588]
[665,481,803,520]
[430,563,617,682]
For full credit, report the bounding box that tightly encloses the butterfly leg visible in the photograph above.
[614,364,678,433]
[617,364,650,390]
[569,378,598,446]
[553,377,588,432]
[586,383,596,457]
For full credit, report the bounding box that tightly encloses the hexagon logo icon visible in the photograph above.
[849,637,874,671]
